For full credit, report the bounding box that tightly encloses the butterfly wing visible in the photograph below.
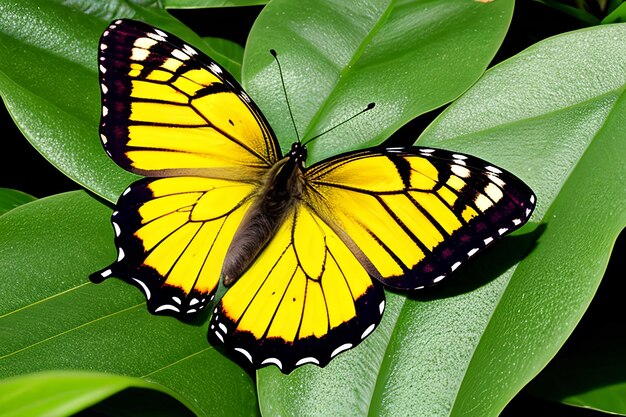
[91,19,280,315]
[92,176,255,314]
[303,147,536,290]
[97,19,278,179]
[209,203,385,374]
[208,146,534,372]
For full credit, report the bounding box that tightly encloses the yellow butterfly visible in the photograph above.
[91,19,536,374]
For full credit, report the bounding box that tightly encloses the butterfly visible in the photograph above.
[91,19,536,374]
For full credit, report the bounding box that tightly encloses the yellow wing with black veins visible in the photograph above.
[91,176,255,315]
[91,19,279,315]
[97,19,279,180]
[303,147,536,290]
[209,204,385,374]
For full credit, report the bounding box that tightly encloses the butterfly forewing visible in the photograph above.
[97,19,279,179]
[304,147,536,290]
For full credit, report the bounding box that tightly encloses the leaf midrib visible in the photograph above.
[0,303,144,361]
[301,0,398,141]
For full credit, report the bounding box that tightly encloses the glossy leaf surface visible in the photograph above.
[0,0,242,203]
[257,23,626,417]
[0,191,258,417]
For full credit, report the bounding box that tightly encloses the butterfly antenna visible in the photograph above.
[302,102,375,146]
[270,49,300,143]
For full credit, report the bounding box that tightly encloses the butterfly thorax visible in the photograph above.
[221,143,307,286]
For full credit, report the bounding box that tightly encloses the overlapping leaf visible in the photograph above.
[0,0,242,203]
[164,0,268,7]
[257,23,626,417]
[0,370,193,417]
[0,188,35,216]
[0,191,258,417]
[244,0,514,162]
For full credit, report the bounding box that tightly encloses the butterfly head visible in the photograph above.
[287,142,308,168]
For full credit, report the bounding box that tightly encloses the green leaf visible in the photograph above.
[0,188,35,216]
[0,370,192,417]
[602,2,626,23]
[203,36,244,66]
[526,233,626,416]
[0,191,258,417]
[244,0,514,163]
[0,0,242,204]
[535,369,626,416]
[164,0,268,8]
[257,23,626,417]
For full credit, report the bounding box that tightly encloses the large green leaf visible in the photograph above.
[257,23,626,417]
[0,0,242,203]
[0,188,35,216]
[243,0,514,163]
[0,191,258,417]
[0,370,193,417]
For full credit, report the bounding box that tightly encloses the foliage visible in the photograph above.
[0,0,624,416]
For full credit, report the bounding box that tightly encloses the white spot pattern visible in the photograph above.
[235,347,252,363]
[261,357,283,369]
[132,278,151,300]
[331,343,353,357]
[209,62,222,74]
[155,304,180,313]
[183,44,198,56]
[361,324,375,340]
[171,49,190,61]
[296,357,320,366]
[112,222,121,237]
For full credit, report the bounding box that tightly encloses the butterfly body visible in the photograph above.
[222,142,307,285]
[91,19,536,374]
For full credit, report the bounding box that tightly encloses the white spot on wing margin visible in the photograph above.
[261,357,283,369]
[331,343,353,357]
[235,347,253,363]
[296,357,320,366]
[132,278,151,300]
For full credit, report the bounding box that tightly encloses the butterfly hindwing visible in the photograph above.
[91,176,256,314]
[304,147,536,290]
[209,204,385,373]
[98,19,279,179]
